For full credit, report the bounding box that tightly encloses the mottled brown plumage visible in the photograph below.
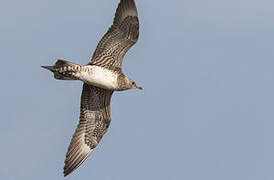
[62,0,140,176]
[63,84,113,176]
[89,0,139,72]
[42,0,140,176]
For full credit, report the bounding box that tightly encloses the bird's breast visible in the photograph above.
[80,65,118,90]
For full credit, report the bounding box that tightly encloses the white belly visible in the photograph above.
[80,65,118,90]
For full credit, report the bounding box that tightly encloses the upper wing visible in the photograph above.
[64,84,113,176]
[89,0,139,72]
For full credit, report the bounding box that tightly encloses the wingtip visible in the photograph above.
[63,166,71,177]
[63,171,68,177]
[63,148,94,177]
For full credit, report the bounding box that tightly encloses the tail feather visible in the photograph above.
[41,65,55,72]
[55,59,78,68]
[41,59,81,80]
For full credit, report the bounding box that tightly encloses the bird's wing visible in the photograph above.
[89,0,139,72]
[64,84,113,176]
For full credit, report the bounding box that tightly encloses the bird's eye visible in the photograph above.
[132,82,136,85]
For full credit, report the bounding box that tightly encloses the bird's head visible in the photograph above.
[124,77,142,90]
[131,81,143,90]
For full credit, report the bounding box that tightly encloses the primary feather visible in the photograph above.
[90,0,139,72]
[64,84,113,176]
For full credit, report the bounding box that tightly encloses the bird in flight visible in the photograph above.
[42,0,141,176]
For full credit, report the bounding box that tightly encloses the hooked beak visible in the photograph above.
[136,85,143,90]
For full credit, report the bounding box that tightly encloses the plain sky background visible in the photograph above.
[0,0,274,179]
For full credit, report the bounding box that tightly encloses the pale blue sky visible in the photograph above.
[1,0,274,179]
